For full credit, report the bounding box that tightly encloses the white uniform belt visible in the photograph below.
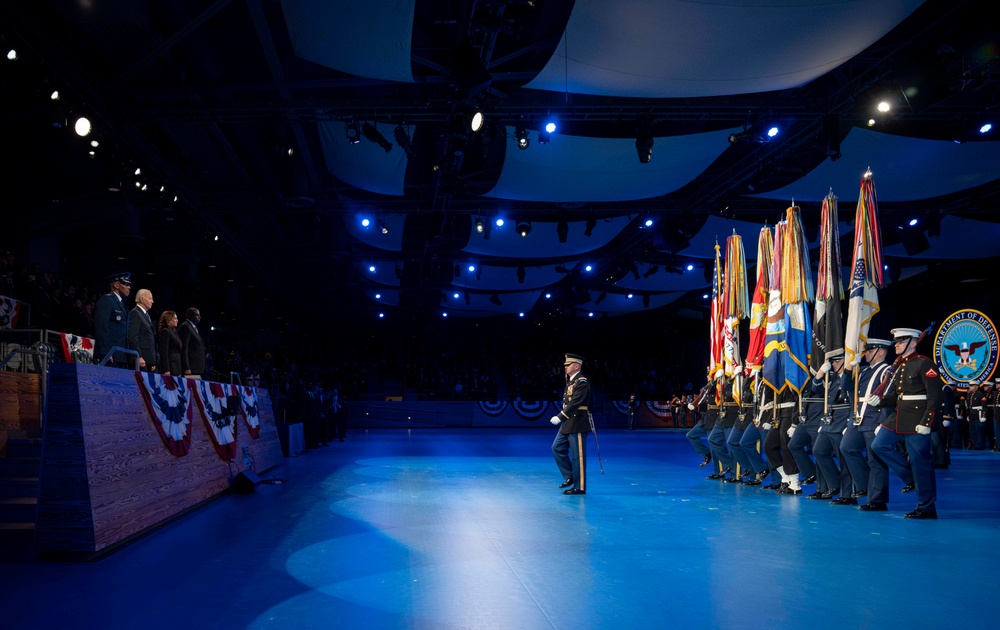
[972,406,983,410]
[761,402,774,411]
[901,394,927,401]
[803,398,824,403]
[777,402,796,409]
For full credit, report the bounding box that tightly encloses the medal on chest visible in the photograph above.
[567,384,574,396]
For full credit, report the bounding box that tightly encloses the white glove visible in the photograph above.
[817,361,831,377]
[943,420,952,427]
[866,394,880,406]
[787,425,796,439]
[915,425,931,435]
[761,422,773,430]
[981,418,988,423]
[874,425,882,435]
[550,415,561,425]
[687,403,695,411]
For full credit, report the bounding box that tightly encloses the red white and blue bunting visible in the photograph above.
[59,332,94,363]
[238,385,261,439]
[134,372,194,457]
[191,380,240,461]
[511,400,557,421]
[477,401,508,417]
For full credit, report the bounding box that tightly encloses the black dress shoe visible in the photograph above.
[707,472,724,480]
[739,469,753,479]
[821,488,840,500]
[763,482,782,490]
[901,484,916,493]
[699,454,712,467]
[802,475,816,485]
[859,502,887,512]
[559,479,574,489]
[777,486,802,495]
[904,509,937,519]
[755,470,771,482]
[807,491,826,500]
[851,490,868,499]
[563,488,586,495]
[722,476,740,483]
[830,497,858,505]
[740,479,761,486]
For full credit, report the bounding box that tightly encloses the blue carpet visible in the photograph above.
[1,428,997,629]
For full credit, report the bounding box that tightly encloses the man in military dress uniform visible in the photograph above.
[708,375,738,482]
[809,350,853,501]
[763,387,802,494]
[685,369,716,469]
[93,271,132,367]
[727,366,767,483]
[966,380,988,450]
[551,353,593,495]
[869,327,944,519]
[935,381,957,468]
[839,338,892,507]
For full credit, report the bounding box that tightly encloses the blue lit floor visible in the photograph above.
[2,428,999,629]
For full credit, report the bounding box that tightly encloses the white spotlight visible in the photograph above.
[73,117,92,137]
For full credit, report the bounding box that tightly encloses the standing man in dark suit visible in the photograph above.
[127,288,157,372]
[93,272,132,367]
[179,307,206,379]
[550,353,592,495]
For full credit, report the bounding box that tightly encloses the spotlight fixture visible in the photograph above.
[557,219,568,243]
[377,218,388,234]
[475,217,485,234]
[595,291,607,305]
[728,128,769,144]
[464,292,471,305]
[517,220,532,237]
[643,264,659,278]
[635,130,653,164]
[584,218,596,237]
[515,126,530,150]
[476,265,484,280]
[517,266,525,284]
[345,119,361,144]
[74,116,92,137]
[629,261,640,280]
[394,125,414,158]
[538,127,551,144]
[489,293,502,305]
[362,123,393,152]
[466,108,484,133]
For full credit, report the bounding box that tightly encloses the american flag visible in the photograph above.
[709,243,724,382]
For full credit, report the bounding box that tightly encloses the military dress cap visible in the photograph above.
[865,338,892,349]
[969,380,981,386]
[890,327,922,340]
[826,349,845,360]
[106,271,131,286]
[564,353,585,366]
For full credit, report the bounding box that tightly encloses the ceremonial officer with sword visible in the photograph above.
[551,353,598,495]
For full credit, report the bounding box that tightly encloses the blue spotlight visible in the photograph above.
[767,126,779,138]
[980,123,993,134]
[378,313,384,318]
[686,264,694,271]
[442,312,448,318]
[519,312,525,318]
[588,312,594,317]
[453,293,460,299]
[468,264,476,273]
[627,293,633,299]
[375,293,381,299]
[361,218,370,227]
[908,218,918,226]
[545,121,556,133]
[368,265,376,273]
[702,293,709,299]
[495,218,504,227]
[545,293,552,299]
[585,264,593,272]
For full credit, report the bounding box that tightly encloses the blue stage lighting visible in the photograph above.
[495,218,504,227]
[368,265,376,273]
[767,126,779,138]
[909,218,918,226]
[585,264,593,272]
[545,121,556,133]
[375,293,381,299]
[980,123,993,134]
[686,264,694,271]
[361,218,370,227]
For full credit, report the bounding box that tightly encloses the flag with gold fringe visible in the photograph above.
[762,221,787,393]
[844,171,884,367]
[745,226,773,373]
[781,204,814,393]
[709,242,725,382]
[723,231,749,403]
[811,190,845,372]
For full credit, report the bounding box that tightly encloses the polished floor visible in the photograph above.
[2,428,999,629]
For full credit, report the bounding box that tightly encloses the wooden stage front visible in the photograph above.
[33,364,282,555]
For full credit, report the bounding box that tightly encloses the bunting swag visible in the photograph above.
[192,380,239,461]
[811,191,845,371]
[745,227,774,373]
[135,372,194,457]
[0,295,22,329]
[239,385,261,439]
[59,332,94,363]
[844,172,885,367]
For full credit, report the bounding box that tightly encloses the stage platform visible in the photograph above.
[1,428,997,629]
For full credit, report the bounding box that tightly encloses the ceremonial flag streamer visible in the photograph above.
[811,191,845,372]
[762,222,787,392]
[135,372,194,457]
[781,205,814,393]
[844,172,885,367]
[745,227,774,373]
[723,231,750,403]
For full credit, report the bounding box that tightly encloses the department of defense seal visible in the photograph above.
[934,309,998,388]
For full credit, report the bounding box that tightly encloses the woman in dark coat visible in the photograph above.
[157,310,183,375]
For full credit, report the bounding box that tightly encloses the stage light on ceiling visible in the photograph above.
[767,126,779,138]
[489,293,502,305]
[517,220,531,237]
[495,218,504,227]
[466,108,484,132]
[378,218,388,234]
[361,218,370,227]
[545,121,557,133]
[627,293,634,299]
[643,264,659,278]
[635,131,653,164]
[50,90,59,101]
[584,264,593,272]
[453,292,460,299]
[584,218,596,237]
[702,293,709,299]
[468,264,476,273]
[442,312,448,317]
[394,125,414,157]
[980,123,993,134]
[362,123,393,152]
[595,292,607,305]
[642,217,654,228]
[588,312,594,318]
[909,218,918,226]
[378,313,384,318]
[475,218,484,233]
[867,118,876,127]
[368,265,376,273]
[375,293,381,299]
[515,127,530,150]
[545,293,552,299]
[557,220,568,243]
[6,49,17,61]
[519,312,525,318]
[517,266,525,284]
[877,101,891,113]
[74,116,92,137]
[345,119,361,144]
